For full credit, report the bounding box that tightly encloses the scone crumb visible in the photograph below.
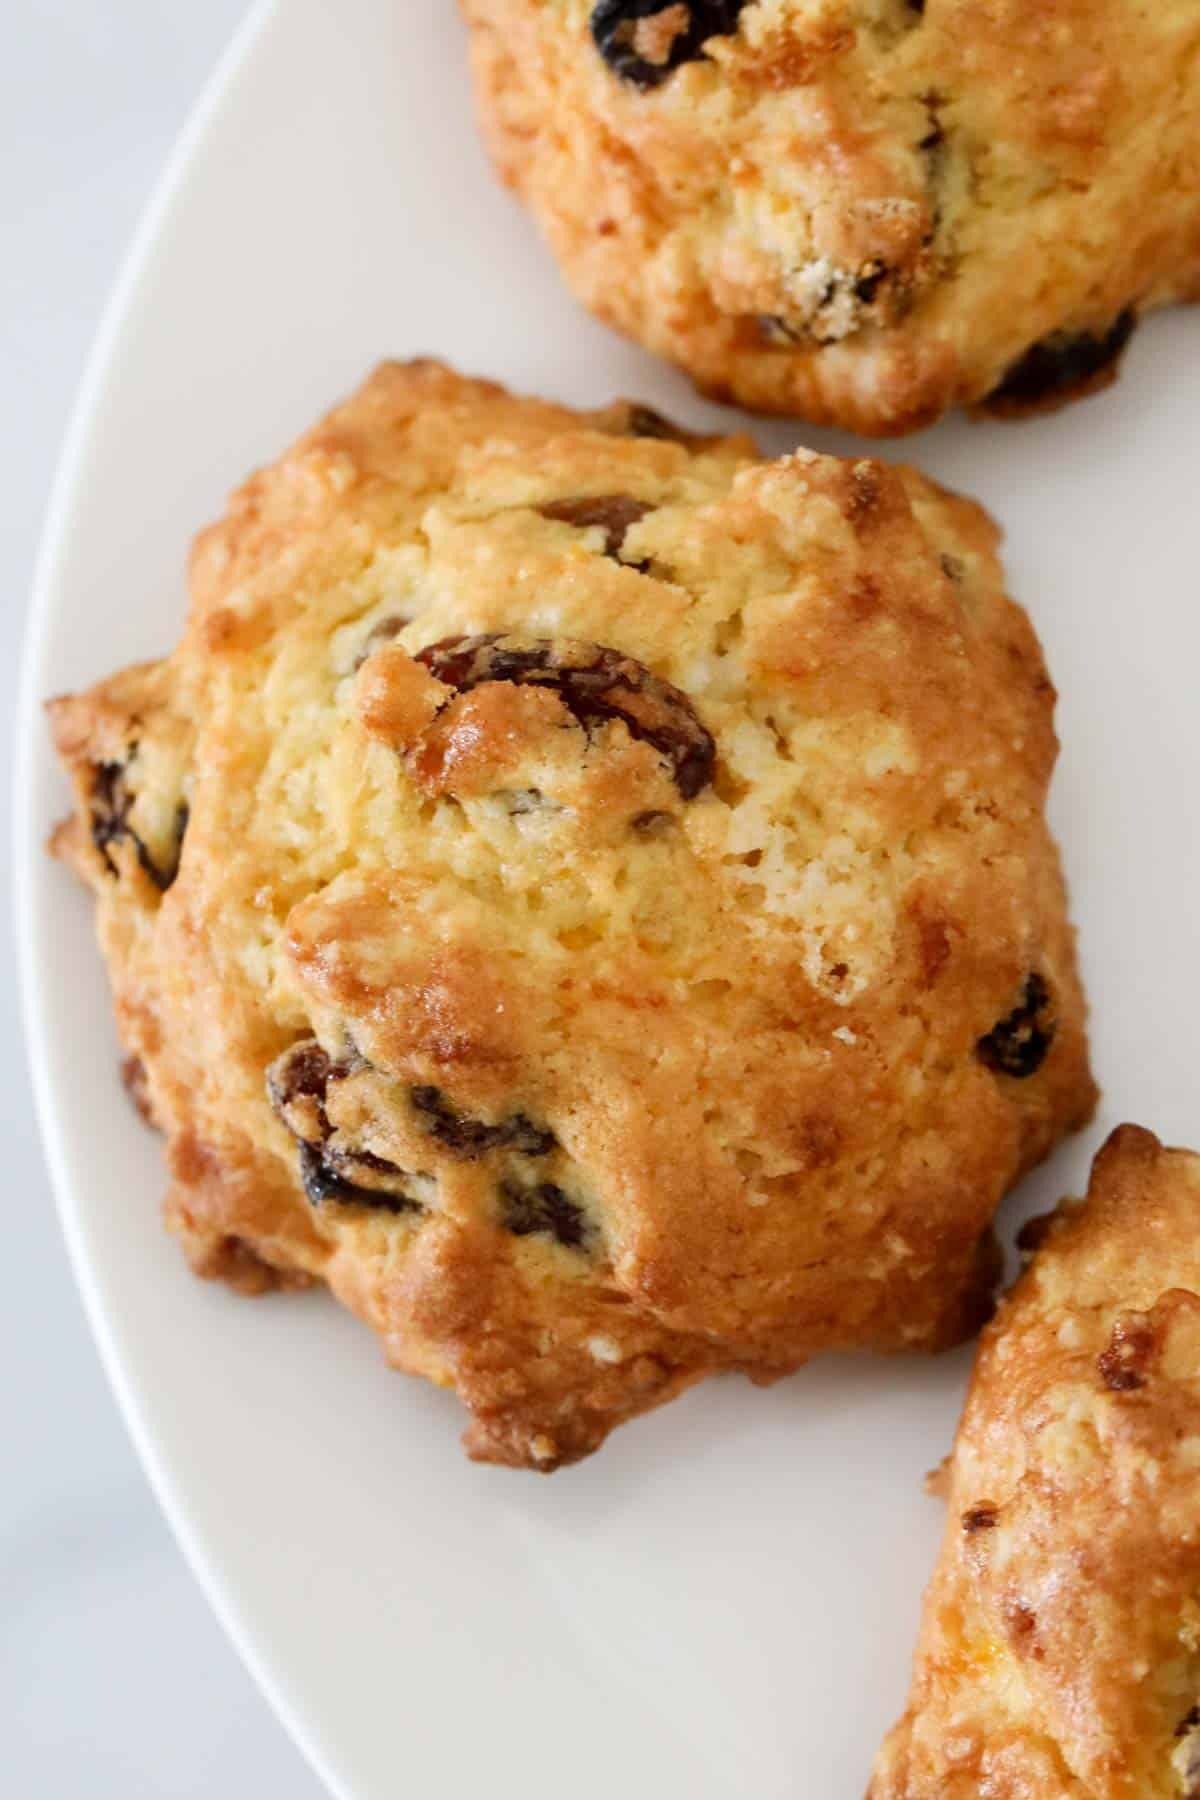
[463,0,1199,431]
[48,360,1094,1470]
[871,1129,1200,1797]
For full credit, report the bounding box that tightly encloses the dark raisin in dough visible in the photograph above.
[988,311,1136,408]
[757,314,802,347]
[919,113,944,153]
[267,1039,342,1129]
[298,1142,422,1214]
[1177,1711,1200,1799]
[631,808,675,835]
[621,402,693,442]
[501,1180,593,1250]
[591,0,749,90]
[416,633,715,799]
[1014,1209,1057,1257]
[539,494,653,560]
[268,1039,423,1215]
[1097,1312,1160,1392]
[853,263,888,305]
[410,1085,556,1158]
[91,759,187,891]
[976,974,1055,1078]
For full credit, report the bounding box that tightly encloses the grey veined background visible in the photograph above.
[4,6,325,1793]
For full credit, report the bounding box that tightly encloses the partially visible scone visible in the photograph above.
[49,359,1093,1469]
[870,1126,1200,1799]
[462,0,1200,433]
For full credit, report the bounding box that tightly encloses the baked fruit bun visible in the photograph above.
[871,1125,1200,1800]
[48,360,1093,1469]
[461,0,1200,434]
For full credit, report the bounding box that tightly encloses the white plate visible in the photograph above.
[15,2,1200,1795]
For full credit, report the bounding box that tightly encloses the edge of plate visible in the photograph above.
[12,4,350,1796]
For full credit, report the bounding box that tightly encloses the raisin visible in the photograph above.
[267,1039,423,1216]
[962,1503,998,1534]
[539,494,653,561]
[758,314,801,347]
[90,758,187,891]
[976,974,1055,1078]
[415,634,715,799]
[1176,1707,1200,1798]
[590,1,748,89]
[501,1180,593,1250]
[631,808,675,835]
[410,1086,556,1159]
[494,1115,556,1155]
[1004,1602,1040,1655]
[987,310,1136,409]
[91,763,134,872]
[1097,1311,1159,1392]
[1015,1210,1056,1256]
[267,1040,341,1131]
[621,402,693,442]
[853,263,887,305]
[1174,1711,1200,1798]
[298,1143,422,1215]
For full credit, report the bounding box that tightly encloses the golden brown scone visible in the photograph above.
[870,1125,1200,1799]
[461,0,1200,434]
[48,359,1093,1469]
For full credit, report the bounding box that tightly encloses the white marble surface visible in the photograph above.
[4,6,326,1793]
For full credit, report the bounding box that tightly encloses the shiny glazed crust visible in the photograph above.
[870,1126,1200,1799]
[462,0,1200,433]
[48,360,1093,1468]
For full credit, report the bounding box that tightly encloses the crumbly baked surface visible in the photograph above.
[462,0,1200,433]
[870,1125,1200,1799]
[48,360,1093,1469]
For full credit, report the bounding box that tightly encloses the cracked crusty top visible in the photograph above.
[870,1126,1200,1799]
[463,0,1200,432]
[49,360,1093,1467]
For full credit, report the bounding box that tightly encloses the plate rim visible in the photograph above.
[11,4,350,1796]
[19,5,1194,1791]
